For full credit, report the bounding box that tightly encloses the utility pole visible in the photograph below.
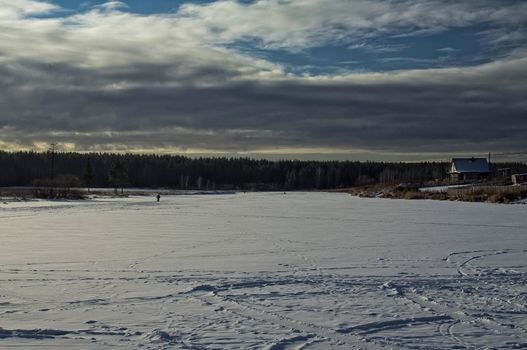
[49,143,56,197]
[488,152,492,179]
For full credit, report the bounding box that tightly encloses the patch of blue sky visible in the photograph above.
[45,0,215,15]
[225,25,502,74]
[223,38,321,75]
[372,25,496,70]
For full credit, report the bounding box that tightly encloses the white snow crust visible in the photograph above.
[0,192,526,349]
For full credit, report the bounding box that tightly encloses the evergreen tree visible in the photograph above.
[0,150,524,190]
[108,160,128,195]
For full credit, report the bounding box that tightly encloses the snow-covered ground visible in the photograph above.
[418,184,471,193]
[0,192,526,349]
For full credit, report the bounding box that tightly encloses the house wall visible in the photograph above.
[450,172,489,183]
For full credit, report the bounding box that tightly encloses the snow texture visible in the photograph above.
[418,184,471,193]
[0,192,526,349]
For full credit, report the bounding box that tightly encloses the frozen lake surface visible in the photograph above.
[0,192,526,349]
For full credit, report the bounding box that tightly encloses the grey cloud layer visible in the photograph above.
[0,0,526,154]
[2,55,526,153]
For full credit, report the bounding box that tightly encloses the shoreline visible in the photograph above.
[332,183,527,204]
[2,185,526,205]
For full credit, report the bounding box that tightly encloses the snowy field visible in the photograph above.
[0,192,526,349]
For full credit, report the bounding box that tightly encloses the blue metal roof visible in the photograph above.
[451,158,490,173]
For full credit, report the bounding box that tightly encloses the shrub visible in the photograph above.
[403,191,425,200]
[488,193,519,203]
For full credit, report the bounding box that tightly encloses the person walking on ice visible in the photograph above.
[156,194,161,202]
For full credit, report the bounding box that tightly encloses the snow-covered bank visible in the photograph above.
[0,193,526,349]
[418,184,471,193]
[0,186,237,201]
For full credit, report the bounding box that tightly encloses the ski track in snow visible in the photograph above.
[0,192,526,349]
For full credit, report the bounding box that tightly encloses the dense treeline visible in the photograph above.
[0,151,525,190]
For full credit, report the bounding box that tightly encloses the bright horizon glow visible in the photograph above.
[2,140,524,163]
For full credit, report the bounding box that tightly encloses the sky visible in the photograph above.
[0,0,526,161]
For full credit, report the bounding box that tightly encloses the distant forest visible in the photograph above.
[1,151,526,190]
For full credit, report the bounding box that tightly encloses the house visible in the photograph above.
[449,157,490,182]
[512,173,527,185]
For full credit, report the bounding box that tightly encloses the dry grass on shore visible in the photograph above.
[333,183,526,204]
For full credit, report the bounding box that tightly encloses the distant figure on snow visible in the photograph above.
[156,194,161,202]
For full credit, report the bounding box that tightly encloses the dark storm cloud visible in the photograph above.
[1,55,526,153]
